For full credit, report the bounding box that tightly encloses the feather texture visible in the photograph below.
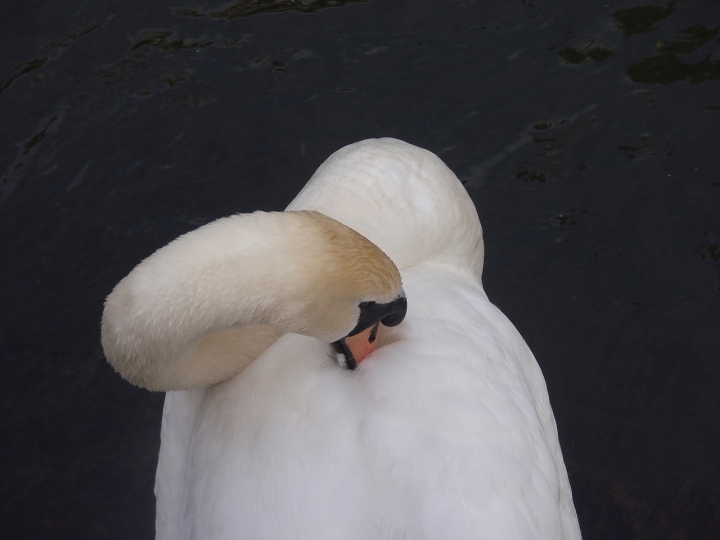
[124,138,580,538]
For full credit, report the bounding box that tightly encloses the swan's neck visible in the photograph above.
[101,211,401,390]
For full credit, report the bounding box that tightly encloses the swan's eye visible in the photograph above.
[358,301,374,308]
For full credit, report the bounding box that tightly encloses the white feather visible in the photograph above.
[153,138,581,539]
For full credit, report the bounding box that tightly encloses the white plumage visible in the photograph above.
[138,138,579,539]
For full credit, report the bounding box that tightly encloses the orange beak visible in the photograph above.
[343,322,380,364]
[333,322,380,369]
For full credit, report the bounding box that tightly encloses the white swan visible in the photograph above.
[102,138,581,539]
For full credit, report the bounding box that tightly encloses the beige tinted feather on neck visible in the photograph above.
[101,210,402,391]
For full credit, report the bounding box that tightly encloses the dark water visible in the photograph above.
[1,0,719,538]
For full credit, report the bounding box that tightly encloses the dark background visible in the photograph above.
[1,0,719,538]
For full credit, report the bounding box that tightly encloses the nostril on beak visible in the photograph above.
[368,322,379,344]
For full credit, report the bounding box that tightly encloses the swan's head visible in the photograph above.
[331,295,407,370]
[261,211,407,369]
[101,210,406,390]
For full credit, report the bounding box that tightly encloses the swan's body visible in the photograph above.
[103,139,580,539]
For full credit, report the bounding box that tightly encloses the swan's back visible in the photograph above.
[287,138,484,279]
[155,139,581,540]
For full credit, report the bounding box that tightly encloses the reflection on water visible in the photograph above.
[628,25,720,84]
[558,42,614,65]
[174,0,369,19]
[612,1,679,36]
[1,0,719,538]
[0,57,49,96]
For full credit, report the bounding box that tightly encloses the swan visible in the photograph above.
[102,138,581,539]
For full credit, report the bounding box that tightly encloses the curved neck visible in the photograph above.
[101,211,401,390]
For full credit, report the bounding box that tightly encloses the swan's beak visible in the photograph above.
[334,292,406,370]
[333,322,380,370]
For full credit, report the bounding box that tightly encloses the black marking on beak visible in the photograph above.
[347,292,407,337]
[332,339,357,370]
